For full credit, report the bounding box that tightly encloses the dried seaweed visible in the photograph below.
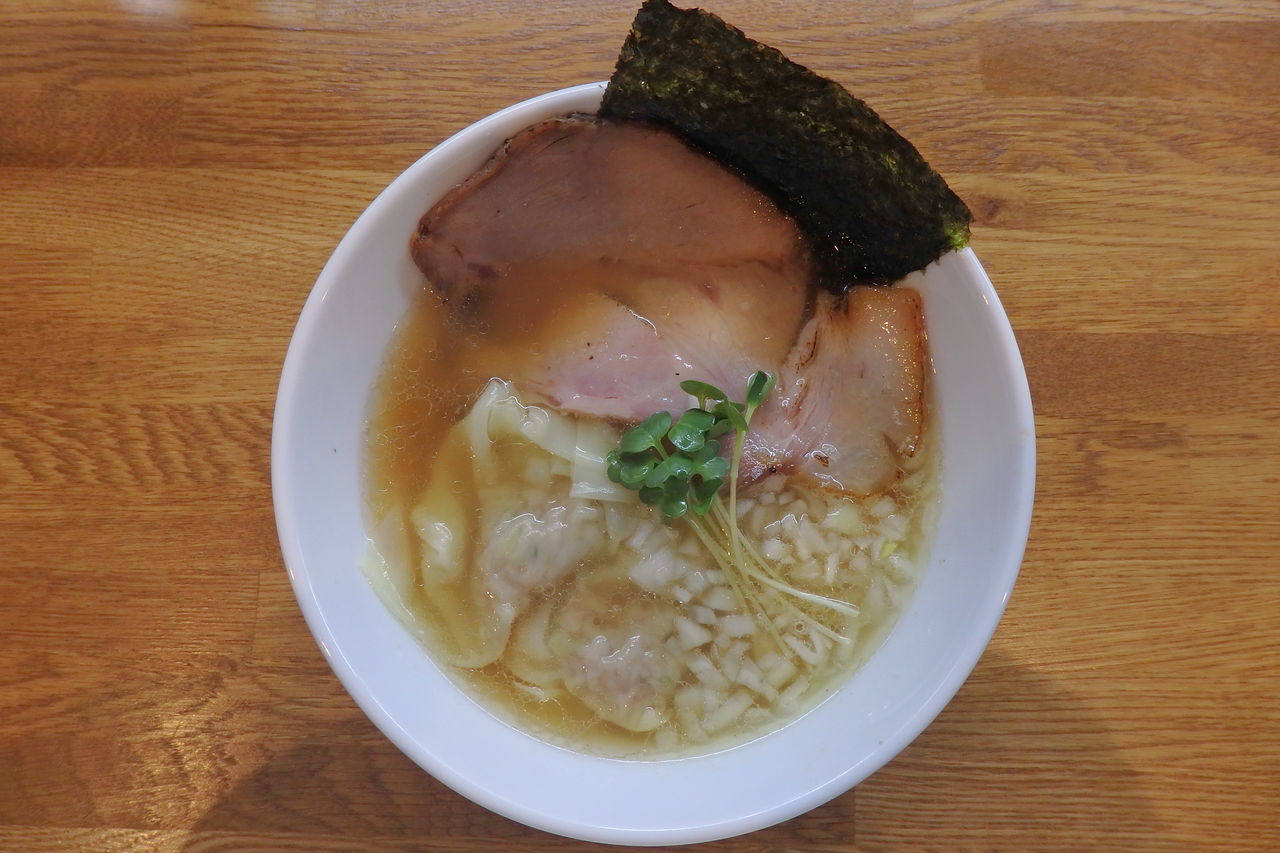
[600,0,972,290]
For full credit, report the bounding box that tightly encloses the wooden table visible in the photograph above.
[3,1,1277,850]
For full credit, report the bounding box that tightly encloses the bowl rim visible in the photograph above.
[272,81,1036,846]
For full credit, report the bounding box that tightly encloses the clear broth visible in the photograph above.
[364,284,936,759]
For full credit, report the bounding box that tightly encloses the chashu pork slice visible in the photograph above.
[744,287,926,496]
[411,116,811,410]
[411,114,925,496]
[516,291,690,422]
[517,280,799,424]
[413,116,811,311]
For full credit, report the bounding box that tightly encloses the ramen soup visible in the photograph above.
[362,116,938,759]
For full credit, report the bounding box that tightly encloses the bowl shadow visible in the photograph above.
[182,647,1159,851]
[850,646,1166,851]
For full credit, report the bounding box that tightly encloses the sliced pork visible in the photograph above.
[744,287,925,495]
[412,116,810,409]
[413,116,811,317]
[412,116,926,498]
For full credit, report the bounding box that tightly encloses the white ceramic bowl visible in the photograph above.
[272,82,1035,846]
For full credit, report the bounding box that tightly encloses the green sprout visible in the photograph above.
[605,372,774,520]
[605,371,857,648]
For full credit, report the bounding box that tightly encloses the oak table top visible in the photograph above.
[2,1,1278,851]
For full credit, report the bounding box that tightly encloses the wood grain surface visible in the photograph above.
[2,1,1278,850]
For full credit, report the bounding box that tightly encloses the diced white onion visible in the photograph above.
[630,547,683,592]
[824,552,840,586]
[720,613,756,638]
[675,615,713,650]
[692,605,717,625]
[702,689,754,734]
[735,658,777,701]
[604,504,631,544]
[779,676,810,709]
[702,585,737,612]
[821,502,863,535]
[684,570,711,596]
[783,632,826,666]
[686,651,728,690]
[765,657,798,689]
[674,688,708,743]
[869,495,896,519]
[720,640,747,674]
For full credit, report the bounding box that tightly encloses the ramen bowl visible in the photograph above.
[272,82,1035,846]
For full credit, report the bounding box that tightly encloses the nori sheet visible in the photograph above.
[600,0,972,290]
